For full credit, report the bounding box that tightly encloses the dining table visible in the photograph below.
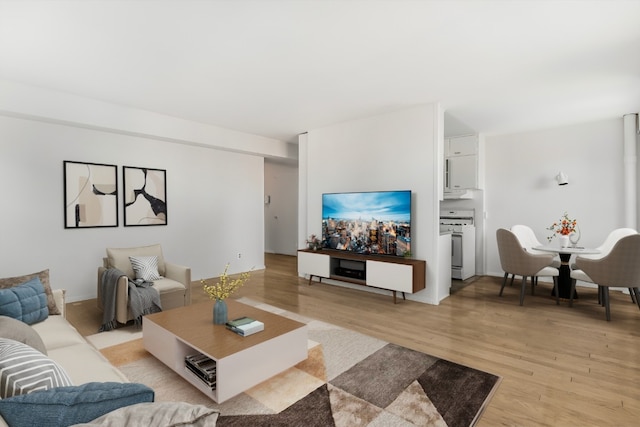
[534,245,600,299]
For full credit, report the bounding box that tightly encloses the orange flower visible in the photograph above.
[547,212,577,241]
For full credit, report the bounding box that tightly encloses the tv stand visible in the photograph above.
[297,249,426,303]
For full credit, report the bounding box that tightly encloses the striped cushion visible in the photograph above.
[129,256,162,281]
[0,338,73,398]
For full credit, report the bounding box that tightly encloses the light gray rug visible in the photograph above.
[99,298,501,426]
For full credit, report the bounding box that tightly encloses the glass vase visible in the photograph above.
[213,299,228,325]
[569,227,581,247]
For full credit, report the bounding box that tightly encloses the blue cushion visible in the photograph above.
[0,277,48,325]
[0,382,154,427]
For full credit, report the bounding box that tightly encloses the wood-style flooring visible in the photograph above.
[66,253,640,426]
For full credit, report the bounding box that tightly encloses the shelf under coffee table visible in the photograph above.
[142,299,308,403]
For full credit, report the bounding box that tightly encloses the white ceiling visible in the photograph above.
[1,0,639,143]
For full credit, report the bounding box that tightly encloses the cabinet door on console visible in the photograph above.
[366,261,413,293]
[298,251,330,278]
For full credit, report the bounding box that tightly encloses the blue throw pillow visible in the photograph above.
[0,382,154,427]
[0,277,48,325]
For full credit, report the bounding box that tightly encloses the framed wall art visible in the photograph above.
[123,166,167,226]
[63,160,118,228]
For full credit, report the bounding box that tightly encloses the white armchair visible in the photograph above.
[97,244,191,325]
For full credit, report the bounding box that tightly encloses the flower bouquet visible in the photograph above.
[201,263,251,301]
[546,212,577,242]
[201,263,251,324]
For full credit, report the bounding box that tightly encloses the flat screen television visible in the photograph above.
[321,190,411,257]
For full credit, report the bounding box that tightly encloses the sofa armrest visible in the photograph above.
[165,262,191,305]
[52,289,66,318]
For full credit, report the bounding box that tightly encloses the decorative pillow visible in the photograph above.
[0,382,154,427]
[0,315,47,355]
[72,401,219,427]
[129,256,162,281]
[0,338,72,398]
[106,244,166,279]
[0,277,49,325]
[0,269,60,315]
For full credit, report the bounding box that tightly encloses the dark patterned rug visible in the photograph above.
[101,299,500,427]
[217,341,499,427]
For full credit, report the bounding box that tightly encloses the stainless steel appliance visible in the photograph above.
[440,209,476,280]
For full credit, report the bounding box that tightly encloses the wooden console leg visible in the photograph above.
[308,275,323,286]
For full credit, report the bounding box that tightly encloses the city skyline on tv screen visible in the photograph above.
[321,190,411,256]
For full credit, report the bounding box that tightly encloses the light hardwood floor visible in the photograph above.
[67,253,640,426]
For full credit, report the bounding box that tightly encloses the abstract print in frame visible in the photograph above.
[63,160,118,228]
[123,166,167,226]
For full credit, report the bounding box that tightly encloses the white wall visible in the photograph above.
[484,118,626,276]
[299,104,445,304]
[264,160,298,256]
[0,115,266,302]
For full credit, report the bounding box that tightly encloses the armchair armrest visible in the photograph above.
[165,262,192,305]
[97,266,131,324]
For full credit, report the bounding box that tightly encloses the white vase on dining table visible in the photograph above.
[558,235,570,248]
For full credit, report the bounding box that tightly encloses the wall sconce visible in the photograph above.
[555,171,569,186]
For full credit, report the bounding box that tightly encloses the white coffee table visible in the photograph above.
[143,300,308,403]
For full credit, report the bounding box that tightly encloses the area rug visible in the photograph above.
[95,298,501,426]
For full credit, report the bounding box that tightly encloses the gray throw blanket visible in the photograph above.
[100,268,162,332]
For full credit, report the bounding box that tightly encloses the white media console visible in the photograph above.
[297,249,426,303]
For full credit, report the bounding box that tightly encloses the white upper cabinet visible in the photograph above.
[446,156,477,190]
[444,135,479,191]
[446,135,478,157]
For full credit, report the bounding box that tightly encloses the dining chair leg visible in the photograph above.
[632,287,640,310]
[602,287,611,321]
[629,288,637,304]
[509,274,515,287]
[531,277,536,296]
[520,276,527,306]
[598,286,603,306]
[499,272,508,296]
[553,277,559,305]
[569,279,577,307]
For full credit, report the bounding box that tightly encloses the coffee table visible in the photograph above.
[142,299,308,403]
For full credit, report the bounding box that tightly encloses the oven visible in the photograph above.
[440,210,476,280]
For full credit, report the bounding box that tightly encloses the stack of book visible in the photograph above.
[225,316,264,336]
[185,353,216,390]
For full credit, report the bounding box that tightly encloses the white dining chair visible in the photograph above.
[497,228,560,306]
[571,228,638,303]
[570,234,640,320]
[510,225,561,287]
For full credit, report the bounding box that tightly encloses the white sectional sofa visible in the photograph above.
[0,289,129,427]
[0,273,219,427]
[31,289,129,385]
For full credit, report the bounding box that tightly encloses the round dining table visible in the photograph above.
[534,245,600,299]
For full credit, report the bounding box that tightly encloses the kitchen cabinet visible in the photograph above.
[444,135,478,191]
[446,135,478,156]
[445,155,477,190]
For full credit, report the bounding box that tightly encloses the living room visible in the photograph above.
[1,1,640,425]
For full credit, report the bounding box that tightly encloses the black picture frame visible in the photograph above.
[63,160,118,229]
[123,166,167,226]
